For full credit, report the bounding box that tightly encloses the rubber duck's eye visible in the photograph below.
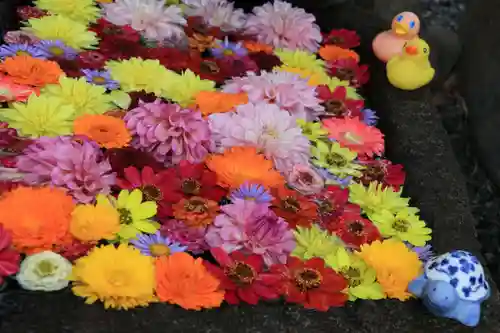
[409,21,416,29]
[396,15,404,22]
[423,48,428,53]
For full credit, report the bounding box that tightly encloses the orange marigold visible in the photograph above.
[271,186,318,229]
[155,252,224,310]
[0,186,75,254]
[195,91,248,116]
[172,196,219,228]
[206,147,285,189]
[319,45,360,63]
[74,114,131,149]
[0,55,64,87]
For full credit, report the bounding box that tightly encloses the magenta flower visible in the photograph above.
[124,99,211,166]
[0,225,20,285]
[160,219,209,254]
[205,199,296,266]
[16,136,116,203]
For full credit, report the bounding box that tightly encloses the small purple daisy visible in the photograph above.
[230,183,273,203]
[361,108,378,126]
[130,232,188,257]
[211,37,248,59]
[81,69,120,90]
[0,43,48,59]
[315,167,352,188]
[406,243,434,262]
[37,40,78,60]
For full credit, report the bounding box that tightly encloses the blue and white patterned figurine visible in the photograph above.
[408,250,490,327]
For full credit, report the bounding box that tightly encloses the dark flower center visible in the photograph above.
[362,165,386,183]
[184,198,208,213]
[226,261,256,285]
[326,153,347,167]
[282,196,300,212]
[117,208,133,224]
[295,268,322,291]
[200,60,220,74]
[141,184,163,202]
[328,36,344,45]
[103,26,123,35]
[392,218,409,232]
[347,221,365,236]
[342,267,362,287]
[317,199,335,215]
[181,178,201,195]
[298,171,314,185]
[325,99,347,117]
[335,68,355,81]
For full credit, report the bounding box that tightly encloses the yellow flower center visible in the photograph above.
[326,152,347,166]
[149,244,171,257]
[392,218,410,232]
[35,260,57,277]
[15,50,30,56]
[342,267,362,287]
[92,76,107,84]
[49,46,65,56]
[108,271,129,287]
[223,49,234,56]
[118,208,133,224]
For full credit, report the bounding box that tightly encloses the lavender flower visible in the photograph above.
[406,243,434,262]
[362,108,378,126]
[230,183,273,203]
[37,40,78,60]
[211,37,248,58]
[131,232,188,257]
[0,43,48,59]
[315,167,352,188]
[81,69,120,90]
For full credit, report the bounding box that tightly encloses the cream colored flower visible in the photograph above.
[17,251,72,291]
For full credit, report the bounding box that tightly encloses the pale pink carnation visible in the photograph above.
[205,199,296,266]
[244,0,322,52]
[209,102,310,173]
[160,219,209,254]
[182,0,246,31]
[287,164,325,195]
[222,70,324,121]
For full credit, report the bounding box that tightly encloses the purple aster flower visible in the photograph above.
[0,43,48,59]
[81,69,120,90]
[37,40,78,60]
[361,108,378,126]
[315,167,352,188]
[406,243,434,262]
[211,37,248,58]
[131,232,188,257]
[230,183,273,203]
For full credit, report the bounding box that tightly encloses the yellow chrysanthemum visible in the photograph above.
[312,140,364,178]
[369,207,432,246]
[70,194,121,242]
[34,0,101,24]
[24,15,99,50]
[42,76,113,116]
[325,247,385,301]
[356,239,423,301]
[98,189,159,241]
[0,94,75,137]
[297,119,328,141]
[349,181,411,216]
[106,57,176,96]
[71,244,156,309]
[292,224,342,260]
[162,69,216,107]
[274,48,326,75]
[325,77,362,100]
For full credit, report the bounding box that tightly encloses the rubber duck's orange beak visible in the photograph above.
[405,45,418,55]
[394,22,409,35]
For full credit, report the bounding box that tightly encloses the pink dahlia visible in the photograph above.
[205,199,296,266]
[209,102,310,173]
[322,117,385,157]
[160,219,209,254]
[15,136,116,203]
[244,0,322,52]
[183,0,247,32]
[222,70,324,121]
[124,99,211,166]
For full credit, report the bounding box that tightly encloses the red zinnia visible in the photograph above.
[316,85,364,119]
[91,19,143,59]
[54,58,82,78]
[140,47,191,73]
[271,257,348,311]
[54,239,95,262]
[186,55,230,83]
[327,58,369,88]
[327,213,381,249]
[77,51,108,70]
[322,29,360,49]
[0,226,21,283]
[271,186,317,229]
[104,147,165,179]
[248,52,282,71]
[357,157,406,192]
[204,248,282,305]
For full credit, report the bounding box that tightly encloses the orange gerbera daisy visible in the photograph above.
[74,114,131,149]
[195,91,248,116]
[242,40,273,54]
[0,55,64,87]
[155,252,224,310]
[0,186,75,254]
[319,45,360,63]
[271,186,318,229]
[172,196,219,228]
[206,147,285,189]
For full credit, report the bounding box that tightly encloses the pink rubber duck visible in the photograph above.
[372,12,421,62]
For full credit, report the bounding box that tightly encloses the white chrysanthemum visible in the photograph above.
[17,251,73,292]
[209,102,310,173]
[104,0,186,42]
[182,0,246,31]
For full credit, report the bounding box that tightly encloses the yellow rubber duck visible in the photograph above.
[386,38,435,91]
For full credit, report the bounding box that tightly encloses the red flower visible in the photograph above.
[248,52,282,72]
[271,186,318,229]
[0,226,21,284]
[17,6,47,20]
[186,55,230,83]
[54,59,82,78]
[356,158,406,191]
[54,240,95,262]
[322,29,360,49]
[327,58,369,88]
[271,257,348,311]
[218,56,259,77]
[326,213,381,249]
[77,51,108,70]
[316,85,364,119]
[104,147,165,179]
[204,248,282,304]
[313,185,362,228]
[141,47,191,72]
[91,19,143,59]
[184,16,225,39]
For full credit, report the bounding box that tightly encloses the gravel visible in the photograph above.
[420,0,466,30]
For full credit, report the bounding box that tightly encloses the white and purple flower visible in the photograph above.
[82,69,120,90]
[0,43,48,59]
[130,232,188,257]
[211,37,248,58]
[37,40,78,60]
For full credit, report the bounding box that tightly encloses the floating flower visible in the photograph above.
[54,239,94,262]
[155,252,224,310]
[0,226,21,284]
[243,40,273,54]
[16,136,116,203]
[25,14,99,50]
[37,40,78,60]
[361,108,378,126]
[292,224,342,260]
[173,196,219,228]
[124,99,211,166]
[104,147,164,179]
[0,186,74,254]
[356,239,423,301]
[296,119,328,142]
[270,256,348,311]
[369,207,432,246]
[406,243,434,262]
[324,76,361,99]
[0,43,48,59]
[205,199,296,265]
[245,0,322,52]
[311,140,364,179]
[34,0,101,24]
[17,251,72,291]
[71,244,156,309]
[327,58,369,88]
[206,147,285,189]
[317,85,364,119]
[131,232,187,257]
[211,37,248,58]
[183,0,246,32]
[160,219,209,254]
[319,45,360,62]
[189,33,217,52]
[323,117,384,157]
[230,183,273,203]
[163,69,216,107]
[274,49,326,76]
[81,69,120,90]
[209,102,310,173]
[204,248,282,304]
[356,158,406,192]
[104,0,186,42]
[326,213,381,249]
[348,182,410,217]
[322,29,360,49]
[195,91,248,116]
[287,164,325,195]
[271,186,318,229]
[0,75,39,103]
[0,55,63,87]
[74,114,131,149]
[70,195,121,242]
[3,31,40,45]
